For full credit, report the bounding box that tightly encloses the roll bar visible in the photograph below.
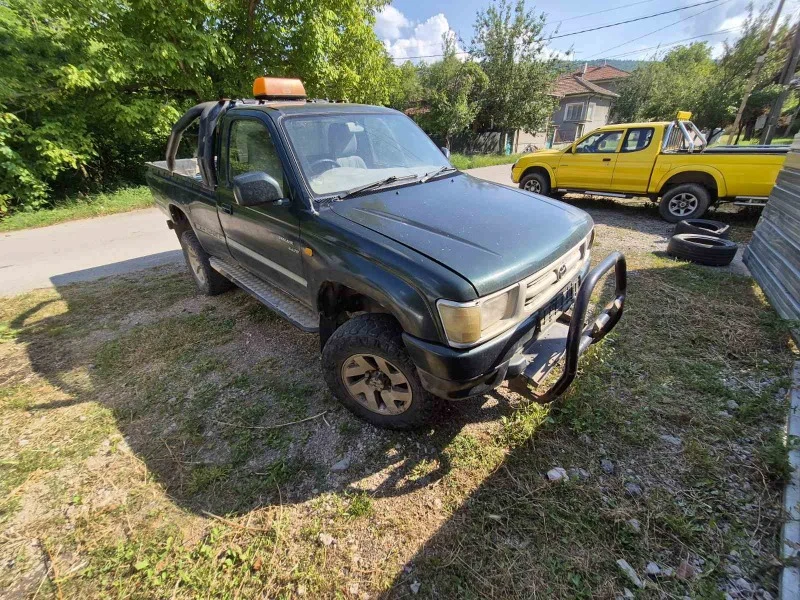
[165,99,237,189]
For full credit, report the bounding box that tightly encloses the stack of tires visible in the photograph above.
[666,219,738,266]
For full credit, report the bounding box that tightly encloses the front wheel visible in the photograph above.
[322,314,437,429]
[659,184,710,223]
[519,172,550,196]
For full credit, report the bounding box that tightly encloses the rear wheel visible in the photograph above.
[179,230,233,296]
[322,314,437,429]
[520,172,550,196]
[659,184,710,223]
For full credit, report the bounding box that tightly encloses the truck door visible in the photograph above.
[609,127,657,193]
[216,115,307,300]
[557,130,622,190]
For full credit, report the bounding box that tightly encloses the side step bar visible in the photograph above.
[209,257,319,332]
[509,252,627,401]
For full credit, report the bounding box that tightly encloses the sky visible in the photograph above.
[375,0,800,65]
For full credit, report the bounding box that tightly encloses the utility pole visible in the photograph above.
[726,0,786,145]
[760,22,800,144]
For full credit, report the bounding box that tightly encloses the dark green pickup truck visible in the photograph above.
[146,77,627,429]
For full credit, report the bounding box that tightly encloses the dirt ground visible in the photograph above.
[0,197,796,599]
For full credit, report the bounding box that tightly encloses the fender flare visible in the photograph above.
[654,165,727,198]
[310,262,439,342]
[518,162,557,187]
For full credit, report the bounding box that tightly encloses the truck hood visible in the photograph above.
[330,173,593,296]
[527,148,563,157]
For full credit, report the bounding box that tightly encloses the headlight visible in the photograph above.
[586,228,595,250]
[437,288,518,346]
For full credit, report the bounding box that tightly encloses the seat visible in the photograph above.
[328,122,367,169]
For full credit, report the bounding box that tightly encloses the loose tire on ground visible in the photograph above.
[179,229,234,296]
[322,314,437,430]
[519,172,550,196]
[674,218,730,239]
[659,183,711,222]
[666,233,738,266]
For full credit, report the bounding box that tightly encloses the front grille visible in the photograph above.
[523,241,588,312]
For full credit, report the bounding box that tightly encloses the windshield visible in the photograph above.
[282,112,451,196]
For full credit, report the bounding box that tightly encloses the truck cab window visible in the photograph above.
[228,119,285,196]
[621,128,654,153]
[575,131,622,153]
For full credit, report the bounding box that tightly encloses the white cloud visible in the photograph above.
[716,13,748,32]
[375,8,463,63]
[374,5,409,40]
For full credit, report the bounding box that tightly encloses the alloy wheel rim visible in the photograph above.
[525,179,541,193]
[668,193,698,217]
[186,245,207,285]
[341,354,412,415]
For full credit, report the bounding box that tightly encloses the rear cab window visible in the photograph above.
[621,128,655,153]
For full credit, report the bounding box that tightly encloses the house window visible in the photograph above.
[565,102,584,122]
[576,124,585,139]
[586,103,594,121]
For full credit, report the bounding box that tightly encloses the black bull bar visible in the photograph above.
[508,251,627,401]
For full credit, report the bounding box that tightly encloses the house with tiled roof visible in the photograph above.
[514,64,629,150]
[550,64,629,142]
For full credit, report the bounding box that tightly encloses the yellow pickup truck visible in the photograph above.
[511,114,788,222]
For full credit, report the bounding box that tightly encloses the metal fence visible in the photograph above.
[743,133,800,321]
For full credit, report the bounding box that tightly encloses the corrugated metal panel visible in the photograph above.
[743,133,800,320]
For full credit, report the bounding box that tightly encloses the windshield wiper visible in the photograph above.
[336,173,420,200]
[420,165,458,183]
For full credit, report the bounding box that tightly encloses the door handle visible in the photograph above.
[220,203,233,215]
[602,158,611,162]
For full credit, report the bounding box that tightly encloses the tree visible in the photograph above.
[613,7,792,138]
[388,61,423,110]
[416,35,488,149]
[0,0,400,213]
[470,0,558,146]
[613,44,716,124]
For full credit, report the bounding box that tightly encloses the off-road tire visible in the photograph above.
[674,218,730,239]
[179,229,233,296]
[322,314,438,430]
[520,172,550,196]
[667,233,738,266]
[659,183,711,222]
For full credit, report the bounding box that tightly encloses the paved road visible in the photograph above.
[0,165,515,296]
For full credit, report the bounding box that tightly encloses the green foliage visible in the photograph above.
[0,0,397,214]
[613,7,793,137]
[0,186,152,232]
[416,34,488,148]
[470,0,559,134]
[449,152,523,169]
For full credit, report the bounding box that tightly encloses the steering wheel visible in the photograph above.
[309,159,339,177]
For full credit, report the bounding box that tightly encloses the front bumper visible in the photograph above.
[403,252,627,400]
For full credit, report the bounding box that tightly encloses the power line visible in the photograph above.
[550,0,722,40]
[552,0,661,25]
[584,0,735,59]
[602,27,742,59]
[389,0,723,60]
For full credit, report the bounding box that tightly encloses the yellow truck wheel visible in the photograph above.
[519,172,549,196]
[659,183,710,223]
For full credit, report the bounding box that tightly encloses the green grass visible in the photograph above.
[0,242,796,598]
[0,186,153,232]
[450,152,524,170]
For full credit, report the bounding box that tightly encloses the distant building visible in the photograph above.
[514,64,630,151]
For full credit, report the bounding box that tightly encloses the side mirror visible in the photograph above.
[232,171,283,206]
[440,146,451,159]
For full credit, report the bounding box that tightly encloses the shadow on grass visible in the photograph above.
[4,248,792,597]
